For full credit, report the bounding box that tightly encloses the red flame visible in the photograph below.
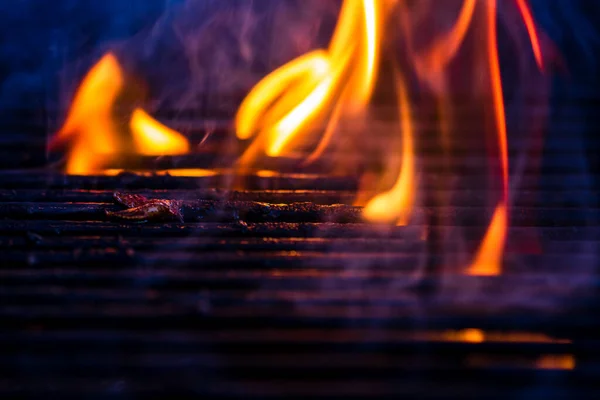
[515,0,544,71]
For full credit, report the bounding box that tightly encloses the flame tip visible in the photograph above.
[55,52,190,175]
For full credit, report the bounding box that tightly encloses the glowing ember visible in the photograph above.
[51,53,190,175]
[102,169,217,177]
[236,0,547,275]
[515,0,545,71]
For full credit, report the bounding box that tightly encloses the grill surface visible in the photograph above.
[1,109,599,398]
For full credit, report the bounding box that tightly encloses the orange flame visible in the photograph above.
[130,108,190,156]
[235,0,387,162]
[467,0,509,276]
[56,0,550,280]
[236,0,549,276]
[442,329,572,344]
[536,355,576,370]
[362,74,415,225]
[52,53,190,175]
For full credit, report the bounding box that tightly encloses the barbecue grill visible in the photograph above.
[2,0,600,398]
[2,105,598,398]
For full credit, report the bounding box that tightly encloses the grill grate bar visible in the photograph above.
[0,171,594,191]
[1,220,599,239]
[0,201,597,226]
[0,188,596,208]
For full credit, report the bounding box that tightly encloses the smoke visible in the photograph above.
[129,0,339,115]
[530,0,600,71]
[48,0,341,121]
[0,0,596,310]
[0,0,597,118]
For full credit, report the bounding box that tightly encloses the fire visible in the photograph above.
[466,0,510,276]
[55,0,548,278]
[235,0,388,161]
[130,108,189,156]
[237,0,546,276]
[362,74,415,225]
[51,53,189,175]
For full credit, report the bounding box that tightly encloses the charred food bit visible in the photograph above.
[107,192,183,222]
[113,192,152,208]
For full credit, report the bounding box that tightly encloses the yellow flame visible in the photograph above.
[235,0,385,162]
[348,0,381,110]
[467,204,508,276]
[56,0,551,282]
[130,108,190,155]
[441,329,572,344]
[52,53,190,175]
[103,168,216,177]
[235,50,330,140]
[362,75,415,225]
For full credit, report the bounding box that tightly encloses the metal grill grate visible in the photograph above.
[1,109,599,398]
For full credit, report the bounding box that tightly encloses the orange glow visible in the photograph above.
[53,53,190,175]
[234,0,551,276]
[103,169,216,177]
[362,75,415,225]
[515,0,544,71]
[416,0,477,74]
[56,0,552,281]
[130,108,190,156]
[452,328,485,343]
[441,329,571,344]
[467,0,509,276]
[536,355,576,370]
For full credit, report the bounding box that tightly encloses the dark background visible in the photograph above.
[0,0,597,203]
